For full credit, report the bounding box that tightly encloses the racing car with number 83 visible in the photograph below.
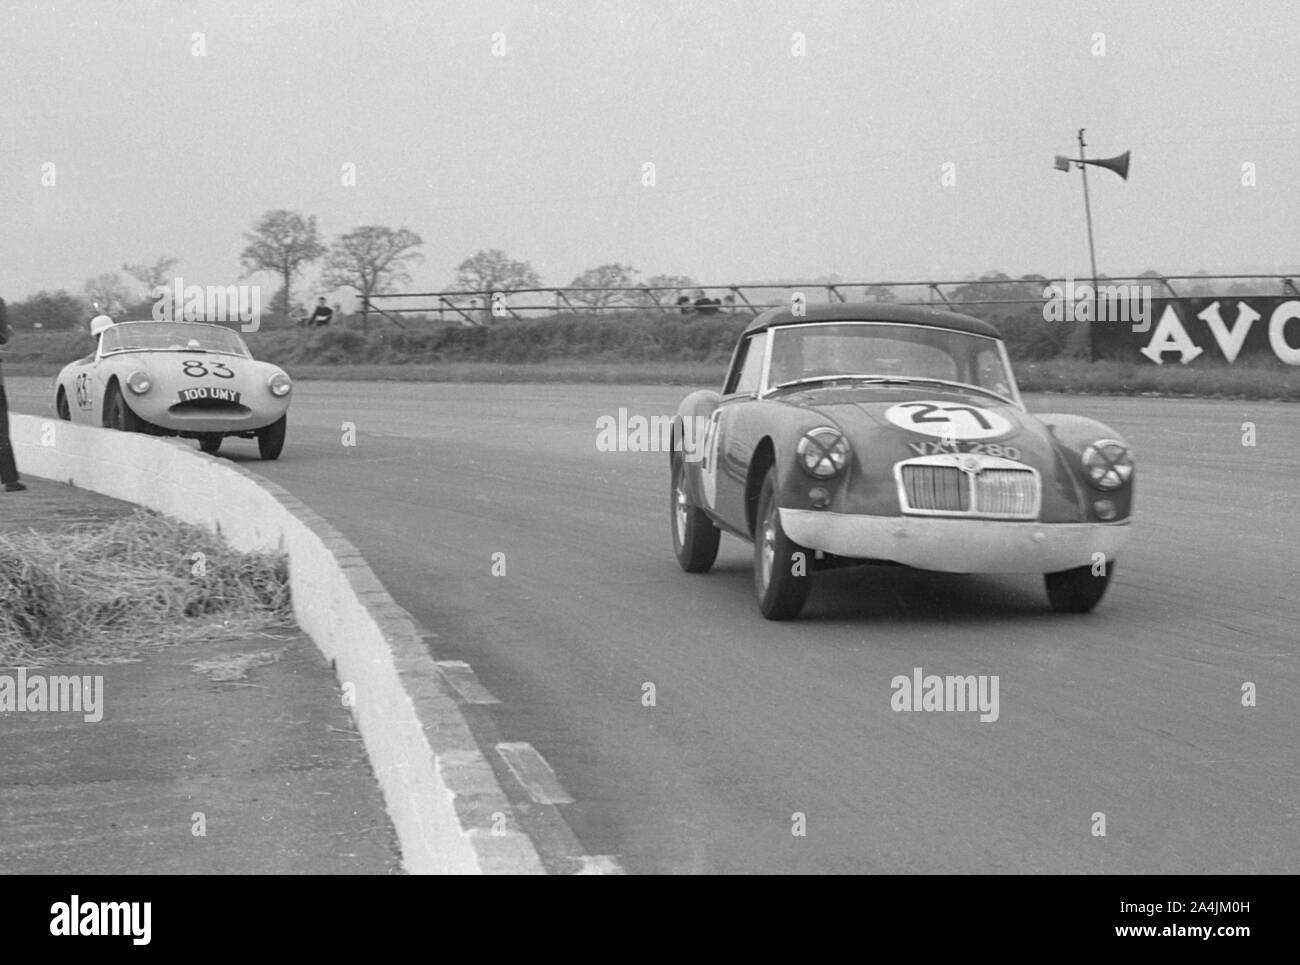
[55,317,293,459]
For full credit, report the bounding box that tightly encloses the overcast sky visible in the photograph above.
[2,0,1297,303]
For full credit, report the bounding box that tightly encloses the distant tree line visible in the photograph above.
[3,204,1288,335]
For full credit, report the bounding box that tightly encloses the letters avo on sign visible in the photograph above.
[1107,297,1300,365]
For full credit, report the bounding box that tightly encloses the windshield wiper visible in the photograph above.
[767,374,1014,405]
[867,376,1014,404]
[768,375,901,391]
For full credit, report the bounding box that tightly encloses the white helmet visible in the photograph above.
[90,314,115,336]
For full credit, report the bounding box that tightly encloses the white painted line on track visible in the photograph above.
[435,660,501,704]
[573,855,626,875]
[495,741,575,805]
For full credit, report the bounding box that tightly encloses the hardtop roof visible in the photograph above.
[743,303,1002,338]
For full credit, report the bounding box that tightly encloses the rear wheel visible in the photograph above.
[670,452,720,572]
[257,415,287,460]
[56,389,70,421]
[198,434,222,455]
[753,467,812,620]
[1045,562,1114,613]
[104,384,145,433]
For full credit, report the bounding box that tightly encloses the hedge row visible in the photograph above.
[5,305,1089,369]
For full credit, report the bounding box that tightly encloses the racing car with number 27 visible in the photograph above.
[669,304,1134,619]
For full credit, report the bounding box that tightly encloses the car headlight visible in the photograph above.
[797,427,850,479]
[1081,439,1133,490]
[268,372,292,397]
[126,370,151,395]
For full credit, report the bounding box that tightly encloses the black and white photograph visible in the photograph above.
[0,0,1293,926]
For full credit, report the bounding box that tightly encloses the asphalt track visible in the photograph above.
[9,378,1298,874]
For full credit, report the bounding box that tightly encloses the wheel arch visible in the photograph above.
[744,436,777,537]
[101,374,123,426]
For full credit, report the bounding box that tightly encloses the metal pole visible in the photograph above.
[1077,128,1100,360]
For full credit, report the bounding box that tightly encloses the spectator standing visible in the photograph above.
[694,289,720,315]
[0,296,27,492]
[307,297,334,327]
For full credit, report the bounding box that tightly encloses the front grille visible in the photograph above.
[900,465,969,512]
[898,458,1040,519]
[169,399,250,415]
[975,469,1037,516]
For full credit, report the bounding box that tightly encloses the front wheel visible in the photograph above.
[1045,562,1114,613]
[670,452,720,572]
[56,389,70,421]
[257,415,287,460]
[104,384,145,433]
[753,467,812,620]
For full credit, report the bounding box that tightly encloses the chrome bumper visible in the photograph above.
[779,510,1131,574]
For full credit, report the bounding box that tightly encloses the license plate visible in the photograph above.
[178,387,242,404]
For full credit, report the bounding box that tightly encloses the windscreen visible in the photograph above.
[766,322,1016,401]
[100,322,251,357]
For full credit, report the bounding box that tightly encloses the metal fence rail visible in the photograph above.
[360,274,1300,326]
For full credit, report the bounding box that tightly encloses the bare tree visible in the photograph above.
[453,249,541,294]
[566,263,640,308]
[323,226,424,314]
[240,210,326,314]
[634,273,698,308]
[122,255,179,294]
[83,273,133,315]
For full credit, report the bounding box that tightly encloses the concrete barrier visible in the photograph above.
[11,413,545,875]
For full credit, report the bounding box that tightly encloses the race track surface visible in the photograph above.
[9,378,1297,874]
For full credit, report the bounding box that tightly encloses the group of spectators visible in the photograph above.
[676,290,736,317]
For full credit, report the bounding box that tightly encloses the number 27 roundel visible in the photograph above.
[883,401,1012,441]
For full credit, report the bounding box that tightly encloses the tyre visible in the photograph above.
[753,466,812,620]
[104,383,145,433]
[257,415,287,460]
[1045,562,1114,613]
[198,434,222,455]
[56,389,70,421]
[670,452,720,573]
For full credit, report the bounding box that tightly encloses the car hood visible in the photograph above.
[778,384,1032,440]
[774,383,1090,521]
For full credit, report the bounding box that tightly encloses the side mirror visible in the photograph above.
[89,314,114,337]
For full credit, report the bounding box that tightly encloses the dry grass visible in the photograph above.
[0,510,293,664]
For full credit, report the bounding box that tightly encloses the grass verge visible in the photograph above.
[0,510,294,664]
[283,358,1299,400]
[8,357,1297,400]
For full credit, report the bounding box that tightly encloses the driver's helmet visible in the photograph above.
[89,314,115,337]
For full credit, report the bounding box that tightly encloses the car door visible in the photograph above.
[65,349,100,424]
[701,330,767,531]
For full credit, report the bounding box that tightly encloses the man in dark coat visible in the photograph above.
[307,297,334,327]
[0,296,28,492]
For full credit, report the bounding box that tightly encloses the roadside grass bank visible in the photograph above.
[251,358,1300,401]
[0,510,294,664]
[4,316,1298,399]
